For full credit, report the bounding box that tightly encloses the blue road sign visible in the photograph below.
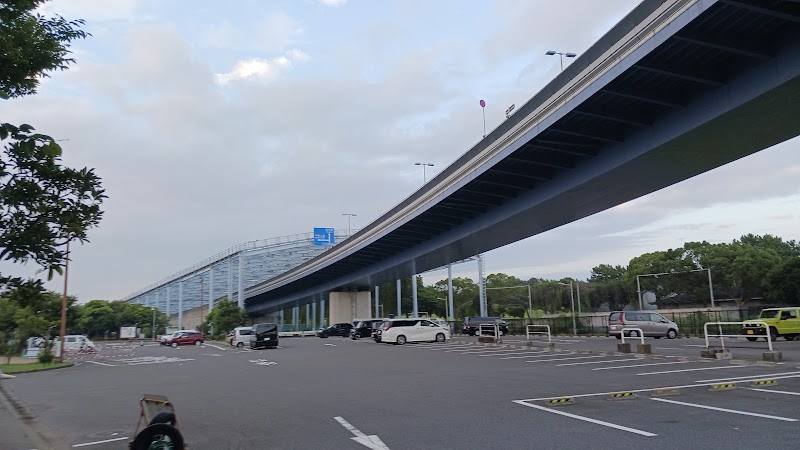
[313,228,335,246]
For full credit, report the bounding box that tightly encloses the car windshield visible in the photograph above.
[760,310,781,319]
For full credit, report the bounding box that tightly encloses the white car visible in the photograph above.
[380,319,451,345]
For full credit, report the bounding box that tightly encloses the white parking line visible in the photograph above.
[748,388,800,396]
[694,371,800,383]
[592,361,693,371]
[479,350,552,357]
[501,352,574,360]
[637,366,742,376]
[557,358,642,367]
[513,401,657,436]
[527,355,606,363]
[460,348,534,355]
[203,343,227,351]
[84,360,115,367]
[650,398,798,422]
[72,436,129,447]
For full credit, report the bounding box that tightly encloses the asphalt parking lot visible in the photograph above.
[2,336,799,449]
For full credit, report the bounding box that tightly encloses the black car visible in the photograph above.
[250,322,279,349]
[318,323,353,338]
[350,320,383,340]
[462,317,509,336]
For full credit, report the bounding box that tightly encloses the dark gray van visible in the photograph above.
[250,323,279,349]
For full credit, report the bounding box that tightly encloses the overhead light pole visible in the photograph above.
[342,213,357,236]
[414,162,434,184]
[545,50,577,71]
[557,281,577,336]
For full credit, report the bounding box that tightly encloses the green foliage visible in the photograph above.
[0,0,89,99]
[36,344,54,364]
[77,300,116,337]
[589,264,627,282]
[0,122,106,278]
[202,298,246,339]
[767,258,800,305]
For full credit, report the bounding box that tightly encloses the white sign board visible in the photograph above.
[120,327,138,339]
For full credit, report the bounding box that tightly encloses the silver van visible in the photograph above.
[229,326,254,348]
[607,311,679,339]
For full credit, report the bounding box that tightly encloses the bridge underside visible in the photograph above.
[246,0,800,315]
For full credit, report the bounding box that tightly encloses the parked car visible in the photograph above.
[250,323,279,349]
[229,326,254,348]
[373,321,388,342]
[743,307,800,341]
[607,311,679,339]
[380,319,451,345]
[318,323,353,338]
[462,317,508,336]
[351,319,383,339]
[166,331,205,347]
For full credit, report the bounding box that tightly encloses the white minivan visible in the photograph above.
[52,335,96,356]
[380,319,451,345]
[229,326,254,348]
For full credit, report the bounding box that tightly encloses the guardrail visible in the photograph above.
[478,323,500,338]
[704,321,773,352]
[620,328,645,345]
[526,325,552,343]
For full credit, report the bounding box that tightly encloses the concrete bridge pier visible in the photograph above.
[329,291,372,325]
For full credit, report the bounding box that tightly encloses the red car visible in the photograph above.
[166,331,205,347]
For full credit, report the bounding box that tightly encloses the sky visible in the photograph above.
[1,0,798,302]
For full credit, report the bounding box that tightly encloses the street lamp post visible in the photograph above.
[636,268,715,310]
[151,306,157,340]
[414,162,434,184]
[545,50,577,71]
[57,239,71,363]
[342,213,357,236]
[557,281,577,336]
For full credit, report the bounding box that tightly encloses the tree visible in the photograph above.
[0,0,88,99]
[1,1,104,282]
[589,264,627,282]
[767,258,800,305]
[202,298,246,339]
[77,300,115,338]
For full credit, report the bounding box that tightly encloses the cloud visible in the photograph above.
[320,0,347,6]
[215,50,309,84]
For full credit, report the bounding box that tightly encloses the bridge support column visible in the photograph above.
[396,279,402,317]
[329,291,371,325]
[320,297,326,328]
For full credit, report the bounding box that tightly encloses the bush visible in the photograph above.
[37,346,54,364]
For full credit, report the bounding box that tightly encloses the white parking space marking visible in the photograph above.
[683,344,706,348]
[557,358,642,367]
[695,371,800,383]
[72,436,130,447]
[203,343,228,351]
[526,355,606,363]
[203,353,223,357]
[513,401,657,436]
[501,352,575,360]
[249,359,277,366]
[114,356,194,366]
[592,361,693,371]
[748,388,800,396]
[479,350,552,357]
[636,366,742,376]
[650,398,798,422]
[84,360,115,367]
[460,348,536,355]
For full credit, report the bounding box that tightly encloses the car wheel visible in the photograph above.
[769,327,779,342]
[666,329,677,339]
[628,330,640,338]
[435,333,445,343]
[195,341,202,346]
[746,337,758,342]
[614,335,622,340]
[171,342,178,348]
[236,342,244,348]
[396,335,407,345]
